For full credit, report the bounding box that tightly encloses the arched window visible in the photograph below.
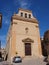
[29,14,31,18]
[21,12,23,17]
[25,13,27,18]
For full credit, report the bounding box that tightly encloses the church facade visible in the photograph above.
[5,8,42,61]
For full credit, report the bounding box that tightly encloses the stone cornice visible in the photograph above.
[19,8,32,13]
[11,15,38,24]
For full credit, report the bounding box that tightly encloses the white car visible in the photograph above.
[13,56,22,63]
[0,58,3,62]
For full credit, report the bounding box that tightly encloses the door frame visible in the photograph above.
[24,43,31,56]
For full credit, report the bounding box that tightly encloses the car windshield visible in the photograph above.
[16,57,20,58]
[14,56,21,58]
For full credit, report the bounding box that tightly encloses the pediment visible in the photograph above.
[22,38,34,43]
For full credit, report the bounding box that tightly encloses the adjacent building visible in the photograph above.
[44,30,49,43]
[0,14,2,28]
[43,30,49,56]
[5,8,42,61]
[41,30,49,56]
[0,14,2,58]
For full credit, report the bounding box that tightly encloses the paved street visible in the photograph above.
[0,57,46,65]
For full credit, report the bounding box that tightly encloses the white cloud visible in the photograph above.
[19,1,29,9]
[0,35,6,48]
[5,20,9,24]
[14,0,31,9]
[21,2,27,7]
[3,16,10,25]
[0,35,6,41]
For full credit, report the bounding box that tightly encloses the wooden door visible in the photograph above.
[25,43,31,55]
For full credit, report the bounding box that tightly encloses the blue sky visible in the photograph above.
[0,0,49,48]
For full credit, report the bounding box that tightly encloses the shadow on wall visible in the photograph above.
[0,52,2,58]
[5,54,8,61]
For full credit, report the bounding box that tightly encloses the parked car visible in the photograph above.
[44,57,48,62]
[13,56,22,63]
[0,57,3,62]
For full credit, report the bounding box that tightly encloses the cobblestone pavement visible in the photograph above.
[0,57,46,65]
[0,61,13,65]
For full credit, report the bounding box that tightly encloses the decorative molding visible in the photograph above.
[19,8,32,13]
[25,27,29,34]
[22,38,34,43]
[11,22,17,25]
[35,25,39,28]
[11,15,38,24]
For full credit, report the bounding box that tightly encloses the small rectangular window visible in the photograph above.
[25,13,27,18]
[29,14,31,18]
[21,12,23,17]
